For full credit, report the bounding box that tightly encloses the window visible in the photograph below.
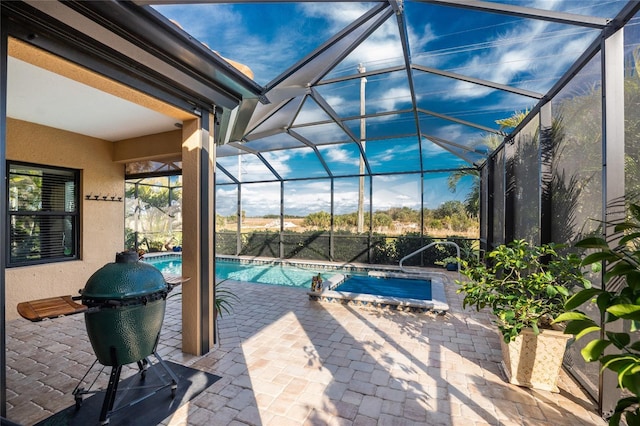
[7,162,79,266]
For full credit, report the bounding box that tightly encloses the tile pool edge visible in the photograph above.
[308,274,449,314]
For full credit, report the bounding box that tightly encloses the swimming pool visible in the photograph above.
[145,255,449,313]
[335,275,431,300]
[147,256,345,289]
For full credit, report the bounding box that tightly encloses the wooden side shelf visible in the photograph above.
[163,274,191,287]
[17,295,88,322]
[17,276,190,322]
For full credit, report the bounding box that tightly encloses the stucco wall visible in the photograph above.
[6,118,124,321]
[113,129,182,163]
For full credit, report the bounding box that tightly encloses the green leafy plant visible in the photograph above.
[555,200,640,426]
[436,256,459,266]
[167,279,239,318]
[457,239,589,343]
[215,279,239,317]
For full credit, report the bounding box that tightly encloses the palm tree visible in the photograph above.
[447,111,527,217]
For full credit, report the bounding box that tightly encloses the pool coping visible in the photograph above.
[308,271,449,314]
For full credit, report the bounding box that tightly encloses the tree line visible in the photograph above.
[216,201,478,234]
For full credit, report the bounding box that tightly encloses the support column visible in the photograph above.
[181,111,216,355]
[236,183,242,255]
[0,12,8,418]
[504,141,515,244]
[539,102,553,246]
[600,27,626,417]
[484,159,494,252]
[279,181,284,259]
[368,175,373,263]
[330,178,334,261]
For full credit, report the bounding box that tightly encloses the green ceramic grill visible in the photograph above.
[82,251,168,366]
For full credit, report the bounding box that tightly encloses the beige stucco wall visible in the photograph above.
[113,130,182,163]
[6,118,124,321]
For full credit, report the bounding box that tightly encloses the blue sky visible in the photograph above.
[153,1,627,216]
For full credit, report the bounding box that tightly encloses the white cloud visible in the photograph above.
[298,3,374,30]
[372,176,421,211]
[409,22,438,52]
[261,152,292,175]
[294,102,330,125]
[345,36,404,70]
[299,3,407,74]
[321,145,358,164]
[323,94,346,110]
[284,181,332,214]
[445,20,595,101]
[368,143,418,166]
[239,182,281,215]
[217,154,276,182]
[156,4,321,85]
[427,123,490,146]
[296,123,350,144]
[376,86,413,112]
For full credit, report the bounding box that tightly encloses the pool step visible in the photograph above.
[368,270,432,279]
[324,273,346,290]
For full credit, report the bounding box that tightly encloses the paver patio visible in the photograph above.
[6,271,604,425]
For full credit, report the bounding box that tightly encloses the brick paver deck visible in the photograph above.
[6,271,604,425]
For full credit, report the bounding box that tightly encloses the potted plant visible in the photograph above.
[437,256,459,271]
[555,199,640,425]
[457,239,589,392]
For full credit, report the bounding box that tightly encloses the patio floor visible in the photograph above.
[6,271,605,426]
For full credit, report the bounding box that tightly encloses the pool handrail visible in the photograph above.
[399,241,460,281]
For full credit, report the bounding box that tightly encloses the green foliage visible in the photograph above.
[216,232,238,255]
[555,198,640,426]
[387,234,425,265]
[215,279,239,317]
[282,231,330,260]
[217,229,475,266]
[386,206,421,223]
[372,211,393,229]
[334,212,357,228]
[216,214,227,228]
[240,231,280,257]
[457,239,589,343]
[370,236,397,264]
[435,256,459,268]
[125,179,182,252]
[447,112,510,217]
[433,200,466,219]
[304,211,331,229]
[423,204,478,233]
[124,228,138,251]
[328,204,478,235]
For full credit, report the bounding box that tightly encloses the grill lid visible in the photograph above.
[82,251,167,300]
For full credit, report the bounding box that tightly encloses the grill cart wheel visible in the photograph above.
[137,359,149,380]
[74,389,83,409]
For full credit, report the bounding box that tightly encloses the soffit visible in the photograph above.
[7,38,190,142]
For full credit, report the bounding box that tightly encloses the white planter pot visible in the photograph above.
[500,327,571,393]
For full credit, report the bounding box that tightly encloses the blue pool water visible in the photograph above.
[150,258,182,275]
[146,256,432,300]
[147,257,340,289]
[336,276,431,300]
